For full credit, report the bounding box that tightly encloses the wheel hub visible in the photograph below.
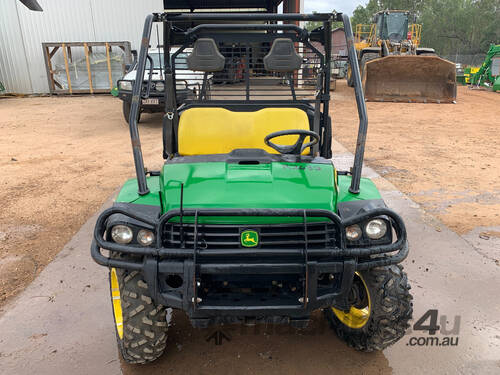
[331,272,371,329]
[110,268,124,339]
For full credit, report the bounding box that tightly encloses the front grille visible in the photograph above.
[162,222,339,250]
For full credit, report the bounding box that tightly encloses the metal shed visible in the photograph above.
[0,0,163,94]
[0,0,303,94]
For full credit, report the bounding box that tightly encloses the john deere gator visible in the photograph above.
[91,10,412,364]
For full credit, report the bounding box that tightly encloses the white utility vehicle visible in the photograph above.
[117,48,209,122]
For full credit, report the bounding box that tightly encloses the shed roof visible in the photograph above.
[163,0,283,10]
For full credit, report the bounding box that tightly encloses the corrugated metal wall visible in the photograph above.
[0,0,163,94]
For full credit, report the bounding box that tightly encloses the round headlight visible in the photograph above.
[111,225,133,244]
[365,219,388,240]
[137,229,155,246]
[155,81,164,92]
[346,224,362,241]
[118,80,133,91]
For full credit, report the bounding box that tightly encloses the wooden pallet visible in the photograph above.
[42,41,132,95]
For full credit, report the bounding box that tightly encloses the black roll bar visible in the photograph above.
[127,12,368,196]
[340,13,368,194]
[128,14,153,195]
[160,12,333,22]
[186,23,308,39]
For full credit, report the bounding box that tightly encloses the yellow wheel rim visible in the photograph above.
[110,268,124,339]
[331,272,371,329]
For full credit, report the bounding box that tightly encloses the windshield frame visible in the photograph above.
[143,51,190,70]
[377,12,409,42]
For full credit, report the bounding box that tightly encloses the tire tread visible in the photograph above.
[110,265,169,364]
[325,264,413,352]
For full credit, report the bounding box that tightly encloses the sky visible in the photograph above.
[303,0,367,16]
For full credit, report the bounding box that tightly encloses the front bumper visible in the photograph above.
[91,207,408,324]
[117,88,194,109]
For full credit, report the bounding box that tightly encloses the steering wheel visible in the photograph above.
[264,129,320,155]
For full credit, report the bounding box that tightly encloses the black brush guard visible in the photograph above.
[91,207,408,320]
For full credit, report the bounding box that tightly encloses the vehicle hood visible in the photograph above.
[160,161,336,213]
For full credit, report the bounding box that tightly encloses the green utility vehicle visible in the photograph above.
[470,44,500,91]
[91,11,412,364]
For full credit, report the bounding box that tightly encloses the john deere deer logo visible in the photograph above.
[241,230,259,248]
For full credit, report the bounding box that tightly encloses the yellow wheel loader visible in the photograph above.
[347,10,456,103]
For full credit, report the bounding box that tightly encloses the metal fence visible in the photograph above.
[442,54,486,67]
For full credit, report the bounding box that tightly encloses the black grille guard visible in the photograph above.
[91,207,408,272]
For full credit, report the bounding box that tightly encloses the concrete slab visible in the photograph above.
[0,143,498,375]
[334,144,500,374]
[0,200,121,375]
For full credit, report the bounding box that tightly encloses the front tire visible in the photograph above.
[122,101,141,124]
[325,265,412,351]
[109,267,170,364]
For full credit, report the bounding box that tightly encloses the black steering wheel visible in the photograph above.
[264,129,320,155]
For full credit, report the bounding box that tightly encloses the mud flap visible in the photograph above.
[363,55,456,103]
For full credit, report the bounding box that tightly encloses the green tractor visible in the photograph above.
[471,44,500,91]
[91,11,412,364]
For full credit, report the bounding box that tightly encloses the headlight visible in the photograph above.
[365,219,388,240]
[155,81,165,92]
[118,81,133,91]
[346,224,362,241]
[111,225,133,244]
[137,229,155,246]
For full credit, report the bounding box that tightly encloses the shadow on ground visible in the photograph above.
[121,310,391,375]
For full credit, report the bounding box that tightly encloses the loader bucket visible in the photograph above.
[363,55,456,103]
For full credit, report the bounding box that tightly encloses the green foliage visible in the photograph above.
[349,0,499,55]
[304,20,323,31]
[419,0,500,55]
[351,0,426,26]
[351,0,379,26]
[304,20,342,31]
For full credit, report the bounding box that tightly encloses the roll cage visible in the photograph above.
[128,12,368,196]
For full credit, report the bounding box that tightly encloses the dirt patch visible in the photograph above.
[331,81,500,235]
[0,96,164,306]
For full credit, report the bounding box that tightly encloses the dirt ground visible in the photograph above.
[0,81,499,309]
[0,97,164,306]
[331,81,500,235]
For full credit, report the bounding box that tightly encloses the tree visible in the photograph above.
[420,0,500,55]
[304,20,323,31]
[304,11,343,31]
[351,0,380,27]
[348,0,499,55]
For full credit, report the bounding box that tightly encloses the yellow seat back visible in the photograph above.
[177,107,310,156]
